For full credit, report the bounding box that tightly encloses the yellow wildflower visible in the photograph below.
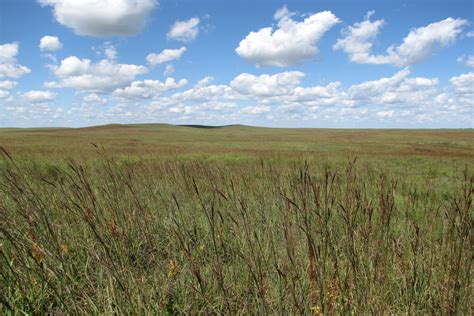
[168,259,177,279]
[60,242,68,255]
[310,305,322,316]
[31,241,45,264]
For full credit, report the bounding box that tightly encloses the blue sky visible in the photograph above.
[0,0,473,128]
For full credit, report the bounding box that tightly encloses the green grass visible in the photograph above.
[0,125,472,314]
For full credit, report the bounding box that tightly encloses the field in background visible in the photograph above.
[1,124,473,159]
[0,125,472,314]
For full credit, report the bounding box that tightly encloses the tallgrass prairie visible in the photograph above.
[0,125,472,314]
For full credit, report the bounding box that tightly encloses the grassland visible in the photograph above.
[0,124,472,314]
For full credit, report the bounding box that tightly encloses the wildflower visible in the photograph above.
[31,241,45,264]
[60,242,68,255]
[327,274,338,311]
[310,305,322,316]
[168,259,177,279]
[199,243,205,253]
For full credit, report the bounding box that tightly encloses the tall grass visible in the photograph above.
[0,147,472,314]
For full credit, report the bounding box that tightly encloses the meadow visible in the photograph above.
[0,124,472,314]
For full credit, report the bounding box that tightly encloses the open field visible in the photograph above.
[0,125,473,314]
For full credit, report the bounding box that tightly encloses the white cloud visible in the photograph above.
[104,46,117,60]
[236,7,340,67]
[146,47,186,67]
[83,93,107,104]
[170,84,236,102]
[292,81,352,107]
[0,80,17,100]
[39,35,62,51]
[376,110,394,119]
[46,56,148,92]
[466,31,474,37]
[53,56,91,77]
[293,82,342,101]
[0,90,10,99]
[348,68,412,99]
[38,0,157,37]
[199,101,236,112]
[230,71,304,96]
[0,43,31,78]
[394,18,468,65]
[0,80,17,90]
[4,67,473,127]
[347,68,439,106]
[23,90,57,103]
[154,101,237,119]
[458,55,474,67]
[450,72,474,95]
[466,56,474,67]
[333,12,390,64]
[113,78,187,99]
[241,105,271,115]
[195,76,214,87]
[94,42,118,60]
[273,5,295,21]
[0,43,20,63]
[167,17,200,42]
[163,64,175,76]
[148,69,447,124]
[335,12,468,66]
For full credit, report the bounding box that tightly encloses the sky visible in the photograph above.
[0,0,473,128]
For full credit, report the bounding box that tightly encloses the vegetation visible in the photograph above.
[0,124,472,314]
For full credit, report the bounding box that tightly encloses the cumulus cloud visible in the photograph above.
[348,68,412,99]
[104,46,117,60]
[167,17,200,42]
[0,90,10,99]
[347,68,440,107]
[113,78,187,99]
[230,71,304,96]
[83,93,107,105]
[0,43,31,78]
[23,90,57,103]
[333,11,390,64]
[155,69,447,123]
[335,12,468,66]
[450,72,474,95]
[0,80,17,90]
[39,35,62,51]
[394,18,468,65]
[466,56,474,67]
[292,82,352,107]
[273,5,295,21]
[195,76,214,87]
[0,80,17,100]
[236,6,340,67]
[170,84,236,102]
[155,101,237,119]
[38,0,157,37]
[5,67,473,127]
[376,110,394,119]
[293,82,342,101]
[46,55,148,91]
[457,55,474,67]
[146,47,186,67]
[241,105,271,115]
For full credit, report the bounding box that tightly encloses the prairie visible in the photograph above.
[0,125,472,314]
